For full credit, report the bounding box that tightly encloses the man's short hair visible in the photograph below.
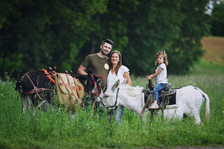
[101,39,114,47]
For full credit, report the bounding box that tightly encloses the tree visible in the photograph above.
[167,0,211,74]
[0,0,211,78]
[0,0,107,77]
[83,0,210,75]
[210,1,224,36]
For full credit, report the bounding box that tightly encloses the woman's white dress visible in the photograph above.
[106,65,129,124]
[107,65,129,89]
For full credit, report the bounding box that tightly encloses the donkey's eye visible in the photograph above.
[104,94,109,98]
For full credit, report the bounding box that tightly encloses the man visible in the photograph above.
[77,39,114,91]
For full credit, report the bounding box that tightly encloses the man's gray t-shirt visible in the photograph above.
[82,53,110,90]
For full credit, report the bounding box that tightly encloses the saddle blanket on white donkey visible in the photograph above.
[100,80,210,125]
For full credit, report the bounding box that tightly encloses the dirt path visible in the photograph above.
[201,37,224,63]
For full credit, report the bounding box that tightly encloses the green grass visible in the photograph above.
[1,60,224,148]
[189,58,224,75]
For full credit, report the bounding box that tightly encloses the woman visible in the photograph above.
[107,50,131,123]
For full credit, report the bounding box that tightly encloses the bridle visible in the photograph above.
[88,74,103,113]
[90,74,102,97]
[100,87,120,110]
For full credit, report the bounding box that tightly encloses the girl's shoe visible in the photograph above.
[149,103,159,109]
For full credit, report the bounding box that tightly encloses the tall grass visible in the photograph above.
[0,63,224,148]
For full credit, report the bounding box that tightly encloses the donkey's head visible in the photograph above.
[100,79,120,108]
[76,72,102,95]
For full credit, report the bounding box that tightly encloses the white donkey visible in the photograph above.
[100,80,210,124]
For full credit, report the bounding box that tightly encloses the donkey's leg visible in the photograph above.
[37,100,51,111]
[141,111,148,124]
[188,104,202,125]
[26,95,36,115]
[21,95,28,114]
[187,96,203,125]
[26,95,33,110]
[173,107,184,122]
[21,95,34,114]
[193,111,201,125]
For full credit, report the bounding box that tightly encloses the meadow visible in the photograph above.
[0,37,224,148]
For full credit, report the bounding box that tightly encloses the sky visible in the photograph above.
[205,1,213,15]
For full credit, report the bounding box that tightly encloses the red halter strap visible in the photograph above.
[90,74,102,97]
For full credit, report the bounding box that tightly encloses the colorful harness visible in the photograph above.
[90,74,102,97]
[41,69,56,84]
[21,69,55,100]
[89,74,103,113]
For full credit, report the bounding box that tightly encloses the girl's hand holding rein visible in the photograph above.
[146,68,163,81]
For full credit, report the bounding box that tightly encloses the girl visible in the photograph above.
[146,50,168,109]
[107,50,131,123]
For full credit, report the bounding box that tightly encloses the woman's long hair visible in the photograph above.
[109,50,122,75]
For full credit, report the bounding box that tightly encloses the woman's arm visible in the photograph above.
[146,67,163,80]
[123,72,131,86]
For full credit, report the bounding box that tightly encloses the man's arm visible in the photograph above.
[77,65,88,75]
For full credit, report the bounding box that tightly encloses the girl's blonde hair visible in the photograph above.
[155,50,168,66]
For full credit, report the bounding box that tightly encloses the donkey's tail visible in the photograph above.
[196,87,210,123]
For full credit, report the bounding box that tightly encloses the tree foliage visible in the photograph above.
[0,0,211,78]
[81,0,210,75]
[210,1,224,36]
[0,0,108,77]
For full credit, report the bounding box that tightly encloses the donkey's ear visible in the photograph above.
[111,79,120,91]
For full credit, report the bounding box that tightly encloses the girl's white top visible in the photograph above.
[107,65,129,89]
[155,63,168,84]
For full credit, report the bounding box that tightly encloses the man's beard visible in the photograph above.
[101,49,107,56]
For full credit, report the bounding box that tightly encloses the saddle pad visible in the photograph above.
[145,89,176,108]
[55,73,84,111]
[159,91,176,106]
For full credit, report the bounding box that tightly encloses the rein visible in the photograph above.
[101,87,120,110]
